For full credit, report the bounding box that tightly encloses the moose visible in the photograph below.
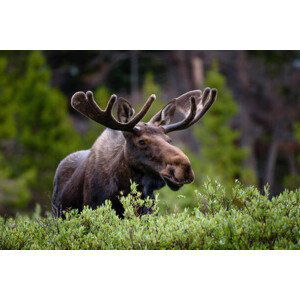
[52,87,217,217]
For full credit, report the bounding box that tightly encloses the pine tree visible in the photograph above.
[0,51,81,211]
[192,62,256,188]
[0,56,17,140]
[0,53,34,212]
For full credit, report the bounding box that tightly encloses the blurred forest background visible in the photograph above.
[0,50,299,216]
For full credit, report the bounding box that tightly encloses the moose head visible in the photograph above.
[71,88,217,192]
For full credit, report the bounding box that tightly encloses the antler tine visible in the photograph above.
[71,91,156,132]
[72,91,121,128]
[71,91,103,123]
[125,94,156,126]
[162,97,197,133]
[104,94,118,115]
[188,88,217,127]
[158,87,217,133]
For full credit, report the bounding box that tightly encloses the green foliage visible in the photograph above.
[94,85,112,107]
[1,180,299,250]
[120,181,159,218]
[14,52,80,172]
[0,51,80,211]
[193,62,256,188]
[0,57,17,139]
[142,72,162,100]
[0,156,35,210]
[156,183,199,214]
[0,54,27,211]
[141,72,165,122]
[0,54,33,212]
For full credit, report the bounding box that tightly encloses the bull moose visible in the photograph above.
[52,87,217,217]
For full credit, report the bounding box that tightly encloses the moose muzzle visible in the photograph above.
[160,153,195,191]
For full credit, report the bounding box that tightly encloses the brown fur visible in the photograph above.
[52,89,217,217]
[52,123,194,217]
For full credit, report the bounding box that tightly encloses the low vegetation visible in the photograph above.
[1,180,299,250]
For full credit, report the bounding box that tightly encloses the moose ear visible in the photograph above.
[148,101,176,126]
[116,98,135,123]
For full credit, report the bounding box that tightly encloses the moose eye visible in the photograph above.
[138,140,146,146]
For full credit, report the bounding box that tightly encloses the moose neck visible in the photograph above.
[106,142,133,191]
[126,153,166,198]
[108,145,157,196]
[92,128,165,199]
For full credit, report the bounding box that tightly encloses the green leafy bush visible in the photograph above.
[1,180,299,250]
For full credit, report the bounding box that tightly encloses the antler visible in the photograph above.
[71,91,156,132]
[160,88,218,133]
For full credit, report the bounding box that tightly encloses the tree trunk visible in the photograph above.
[191,56,204,89]
[265,139,279,195]
[130,51,139,102]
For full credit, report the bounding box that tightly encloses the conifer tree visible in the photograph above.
[0,51,80,210]
[193,62,256,188]
[0,54,33,211]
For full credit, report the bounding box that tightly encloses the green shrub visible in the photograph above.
[1,180,299,250]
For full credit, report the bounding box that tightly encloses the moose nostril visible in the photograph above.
[185,167,194,183]
[169,168,175,178]
[186,177,194,184]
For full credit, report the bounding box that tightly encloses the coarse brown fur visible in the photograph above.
[52,88,217,218]
[52,123,193,217]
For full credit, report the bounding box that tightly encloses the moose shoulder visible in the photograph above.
[52,88,217,217]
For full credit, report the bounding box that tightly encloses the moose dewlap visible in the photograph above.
[52,88,217,218]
